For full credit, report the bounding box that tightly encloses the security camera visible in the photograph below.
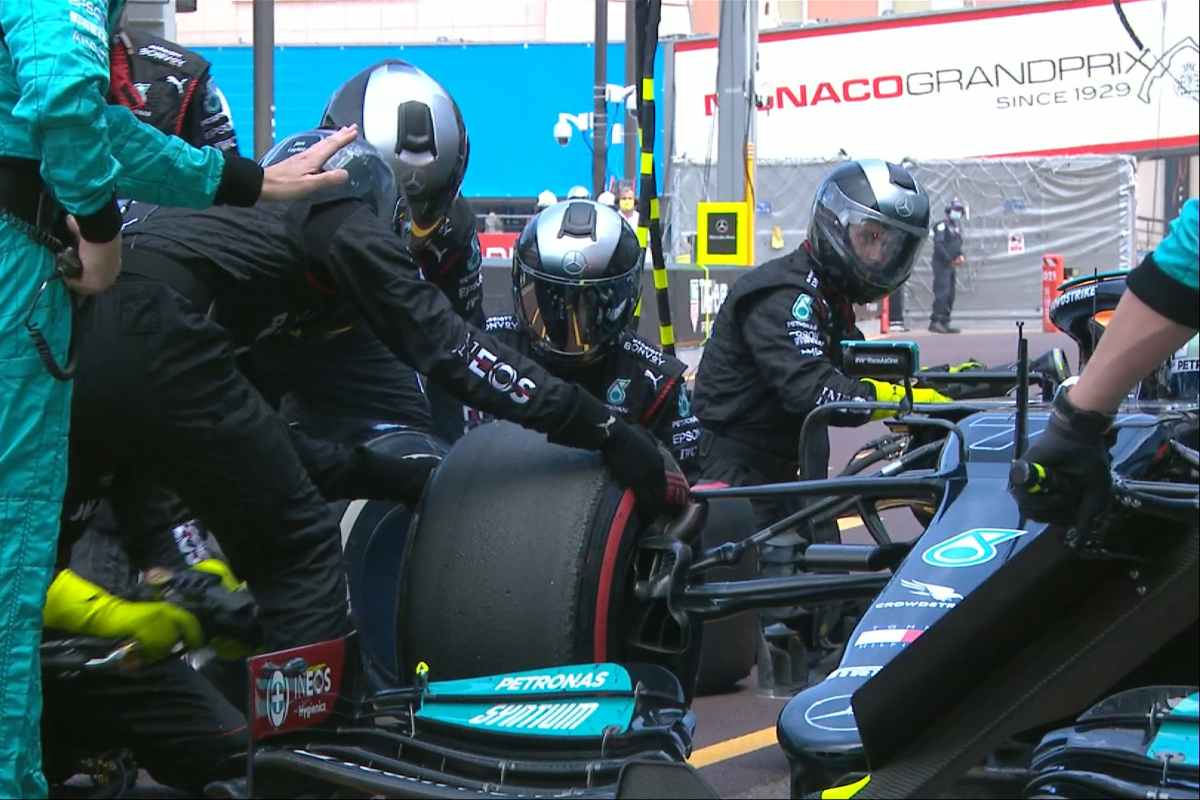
[553,119,572,147]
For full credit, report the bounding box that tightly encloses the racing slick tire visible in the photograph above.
[336,428,448,688]
[695,497,758,694]
[400,421,701,696]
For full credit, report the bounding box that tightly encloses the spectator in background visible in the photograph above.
[536,189,557,212]
[618,182,639,229]
[484,210,502,233]
[929,197,966,334]
[566,185,589,200]
[597,190,617,209]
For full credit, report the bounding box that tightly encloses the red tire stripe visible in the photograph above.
[593,489,636,661]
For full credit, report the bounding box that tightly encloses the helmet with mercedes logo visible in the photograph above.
[808,159,930,304]
[512,200,644,365]
[320,60,468,239]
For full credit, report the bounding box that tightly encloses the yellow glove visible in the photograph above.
[191,558,244,592]
[146,559,256,661]
[945,358,986,373]
[861,378,952,421]
[191,560,255,660]
[43,570,204,662]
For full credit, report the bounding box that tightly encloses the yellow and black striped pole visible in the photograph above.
[632,0,675,356]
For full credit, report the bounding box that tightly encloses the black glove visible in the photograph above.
[349,446,442,505]
[1009,391,1113,528]
[550,388,686,515]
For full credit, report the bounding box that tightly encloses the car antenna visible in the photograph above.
[1089,267,1100,362]
[1014,321,1029,459]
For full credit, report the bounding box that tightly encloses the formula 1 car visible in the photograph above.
[762,270,1200,798]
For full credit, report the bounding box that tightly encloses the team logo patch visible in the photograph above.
[607,379,631,405]
[922,528,1026,569]
[267,670,289,728]
[677,389,692,418]
[792,294,813,322]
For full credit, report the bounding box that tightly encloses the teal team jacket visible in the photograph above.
[0,0,227,217]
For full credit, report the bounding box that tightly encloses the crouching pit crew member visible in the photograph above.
[476,199,700,478]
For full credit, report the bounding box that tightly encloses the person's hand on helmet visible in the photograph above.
[860,378,952,420]
[44,570,203,662]
[260,125,357,201]
[1009,391,1113,528]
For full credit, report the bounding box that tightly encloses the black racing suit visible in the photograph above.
[479,317,701,478]
[252,195,485,442]
[929,217,962,326]
[692,246,875,621]
[47,198,487,791]
[64,196,620,649]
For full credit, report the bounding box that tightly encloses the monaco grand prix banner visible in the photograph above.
[672,0,1199,161]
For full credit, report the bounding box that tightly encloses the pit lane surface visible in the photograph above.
[112,327,1073,799]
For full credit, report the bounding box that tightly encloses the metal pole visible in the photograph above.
[253,0,275,159]
[593,0,608,197]
[624,0,637,183]
[715,0,747,203]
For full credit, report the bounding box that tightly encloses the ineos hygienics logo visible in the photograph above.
[267,670,289,728]
[804,694,858,733]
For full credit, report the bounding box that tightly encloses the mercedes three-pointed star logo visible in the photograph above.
[803,694,858,733]
[562,250,588,275]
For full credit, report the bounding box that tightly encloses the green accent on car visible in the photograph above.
[1147,692,1199,766]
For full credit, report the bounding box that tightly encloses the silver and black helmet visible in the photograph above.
[513,200,644,364]
[808,159,930,304]
[321,60,468,236]
[259,129,396,219]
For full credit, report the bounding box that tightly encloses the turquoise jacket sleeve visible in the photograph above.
[1,0,223,218]
[1128,198,1200,330]
[1152,198,1199,291]
[106,104,223,208]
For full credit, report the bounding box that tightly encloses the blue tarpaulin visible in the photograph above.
[194,42,665,199]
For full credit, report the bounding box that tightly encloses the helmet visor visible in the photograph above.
[514,265,641,359]
[816,182,926,298]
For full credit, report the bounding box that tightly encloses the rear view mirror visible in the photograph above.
[841,340,920,381]
[615,761,720,800]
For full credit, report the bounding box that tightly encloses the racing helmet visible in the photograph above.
[320,60,468,237]
[513,200,644,365]
[259,129,396,219]
[1147,335,1200,404]
[808,159,930,304]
